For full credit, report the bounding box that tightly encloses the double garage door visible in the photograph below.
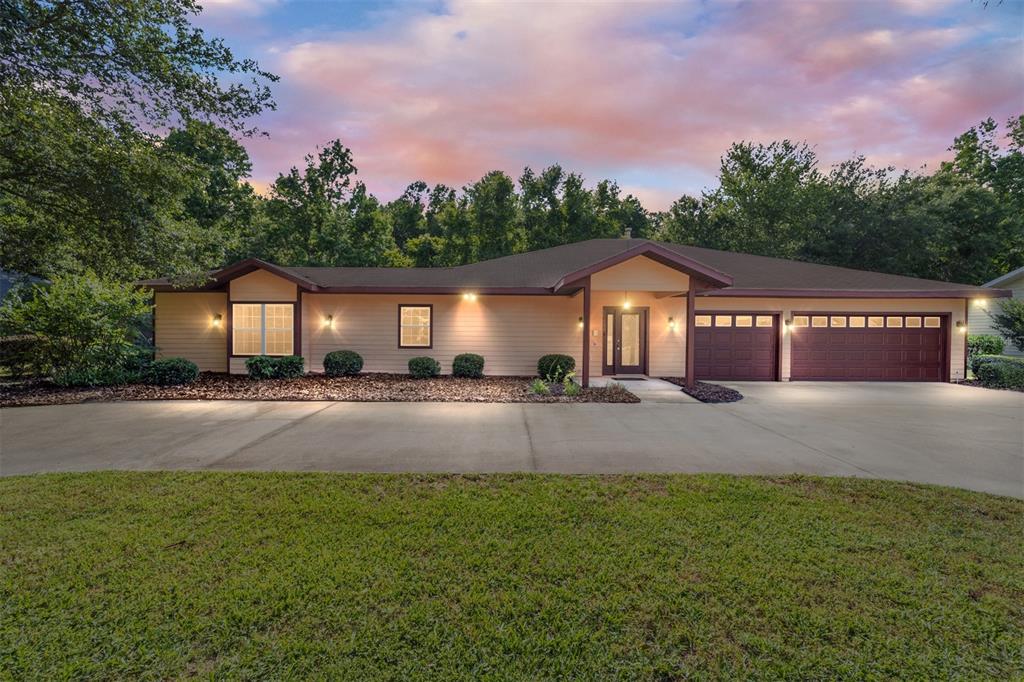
[790,314,946,381]
[695,312,947,382]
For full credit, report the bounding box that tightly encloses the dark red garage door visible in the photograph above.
[790,314,946,381]
[694,313,778,381]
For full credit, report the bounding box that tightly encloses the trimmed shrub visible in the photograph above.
[408,356,441,379]
[245,355,277,380]
[145,357,199,386]
[246,355,305,379]
[323,350,363,376]
[970,353,1013,376]
[275,355,305,379]
[452,353,485,378]
[967,334,1004,358]
[975,358,1024,389]
[537,354,575,382]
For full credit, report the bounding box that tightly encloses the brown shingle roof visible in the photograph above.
[140,239,1003,297]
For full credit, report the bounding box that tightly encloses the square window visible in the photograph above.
[735,315,753,327]
[232,303,294,356]
[695,315,712,327]
[756,316,774,327]
[868,316,884,328]
[905,316,922,328]
[714,315,732,327]
[830,316,846,328]
[849,316,865,328]
[792,315,809,328]
[886,316,903,328]
[811,316,828,328]
[924,316,941,328]
[399,305,432,348]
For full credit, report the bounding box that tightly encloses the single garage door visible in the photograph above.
[694,313,778,380]
[790,314,946,381]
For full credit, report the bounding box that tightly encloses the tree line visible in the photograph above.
[2,0,1021,289]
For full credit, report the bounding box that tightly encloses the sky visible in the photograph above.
[197,0,1024,210]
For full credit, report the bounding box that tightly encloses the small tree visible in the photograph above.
[0,273,152,386]
[989,299,1024,353]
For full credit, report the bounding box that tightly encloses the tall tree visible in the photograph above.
[468,171,521,261]
[0,0,276,279]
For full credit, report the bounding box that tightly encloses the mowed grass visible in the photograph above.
[1,473,1022,680]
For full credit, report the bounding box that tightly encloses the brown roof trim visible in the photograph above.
[314,286,553,295]
[553,242,733,292]
[210,258,321,291]
[699,288,1012,299]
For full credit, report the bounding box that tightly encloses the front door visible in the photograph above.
[603,307,648,375]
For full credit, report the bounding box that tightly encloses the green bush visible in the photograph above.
[967,334,1004,358]
[452,353,484,378]
[245,355,305,380]
[245,355,277,380]
[275,355,305,379]
[323,350,363,376]
[0,335,44,378]
[989,299,1024,353]
[408,356,440,379]
[0,273,152,386]
[975,358,1024,389]
[537,354,575,382]
[970,353,1016,376]
[145,357,199,386]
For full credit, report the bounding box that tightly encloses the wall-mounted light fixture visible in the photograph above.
[668,316,676,331]
[463,292,477,302]
[956,320,967,333]
[578,316,584,329]
[212,313,222,327]
[973,298,987,308]
[323,314,334,328]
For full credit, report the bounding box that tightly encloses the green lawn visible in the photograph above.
[1,473,1021,680]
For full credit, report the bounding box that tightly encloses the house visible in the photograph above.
[140,239,1012,386]
[969,265,1024,357]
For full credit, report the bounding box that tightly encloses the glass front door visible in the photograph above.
[603,307,648,375]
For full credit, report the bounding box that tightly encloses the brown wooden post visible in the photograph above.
[685,284,696,388]
[582,276,591,387]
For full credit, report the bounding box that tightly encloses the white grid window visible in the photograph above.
[232,304,262,355]
[232,303,294,356]
[400,305,432,348]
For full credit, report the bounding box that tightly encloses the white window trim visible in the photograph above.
[399,305,432,348]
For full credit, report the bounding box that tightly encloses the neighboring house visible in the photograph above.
[140,239,1011,385]
[969,265,1024,357]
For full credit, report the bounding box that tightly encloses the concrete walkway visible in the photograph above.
[2,383,1021,498]
[590,376,698,403]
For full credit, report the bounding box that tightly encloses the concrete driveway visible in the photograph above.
[2,383,1021,498]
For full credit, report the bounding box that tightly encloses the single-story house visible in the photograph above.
[969,265,1024,357]
[140,238,1012,386]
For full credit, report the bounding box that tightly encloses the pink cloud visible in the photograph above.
[229,0,1022,210]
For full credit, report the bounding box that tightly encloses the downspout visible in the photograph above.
[582,276,591,388]
[685,285,696,388]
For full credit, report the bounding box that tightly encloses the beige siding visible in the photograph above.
[305,294,581,375]
[591,256,690,292]
[697,297,968,380]
[969,275,1022,356]
[586,291,686,377]
[154,293,227,372]
[229,270,297,302]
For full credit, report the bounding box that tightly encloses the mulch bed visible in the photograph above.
[0,373,641,408]
[659,378,744,403]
